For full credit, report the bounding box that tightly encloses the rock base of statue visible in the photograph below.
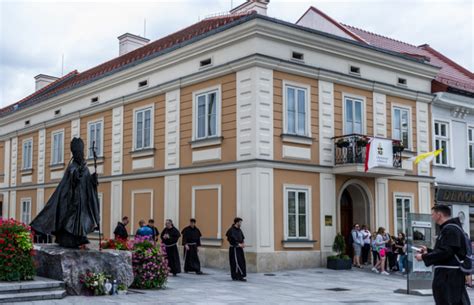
[34,244,133,295]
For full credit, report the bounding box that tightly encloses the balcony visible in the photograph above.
[332,134,405,177]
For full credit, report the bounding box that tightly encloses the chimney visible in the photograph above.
[34,74,59,91]
[230,0,270,16]
[118,33,150,56]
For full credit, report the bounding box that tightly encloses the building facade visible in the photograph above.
[0,1,440,271]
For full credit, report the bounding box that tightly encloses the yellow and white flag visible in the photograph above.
[407,149,443,165]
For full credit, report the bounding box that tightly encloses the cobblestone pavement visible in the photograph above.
[13,267,474,304]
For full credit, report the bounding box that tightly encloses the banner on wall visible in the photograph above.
[364,137,393,172]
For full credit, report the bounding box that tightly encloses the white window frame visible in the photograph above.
[393,193,414,235]
[283,184,312,240]
[391,104,413,150]
[468,126,474,170]
[21,197,32,225]
[133,104,154,151]
[22,138,33,170]
[87,119,104,158]
[51,129,65,165]
[282,81,311,137]
[192,85,221,141]
[342,93,366,135]
[433,120,451,167]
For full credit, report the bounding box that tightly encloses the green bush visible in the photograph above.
[331,233,349,260]
[0,218,36,281]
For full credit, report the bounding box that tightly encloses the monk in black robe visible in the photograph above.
[181,218,203,274]
[31,138,100,248]
[225,217,246,281]
[416,205,470,305]
[161,219,181,276]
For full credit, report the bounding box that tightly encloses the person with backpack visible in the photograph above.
[415,204,471,305]
[351,224,364,268]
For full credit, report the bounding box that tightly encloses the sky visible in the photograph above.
[0,0,472,108]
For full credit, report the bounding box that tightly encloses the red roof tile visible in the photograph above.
[1,11,255,117]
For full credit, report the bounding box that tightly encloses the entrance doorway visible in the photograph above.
[339,182,371,257]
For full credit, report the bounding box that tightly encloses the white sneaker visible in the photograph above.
[381,271,390,275]
[371,267,379,274]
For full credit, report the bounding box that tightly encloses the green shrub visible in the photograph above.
[0,218,35,281]
[331,233,349,259]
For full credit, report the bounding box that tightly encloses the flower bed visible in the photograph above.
[131,236,169,289]
[100,238,133,251]
[0,218,35,281]
[80,271,110,296]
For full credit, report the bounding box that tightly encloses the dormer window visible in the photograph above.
[292,51,304,61]
[138,80,148,88]
[200,58,212,68]
[349,66,360,75]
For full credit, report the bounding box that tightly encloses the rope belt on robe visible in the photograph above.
[164,243,178,247]
[183,243,197,263]
[231,245,244,275]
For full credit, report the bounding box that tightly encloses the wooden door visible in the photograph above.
[340,189,353,257]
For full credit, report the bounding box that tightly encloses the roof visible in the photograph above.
[0,11,256,117]
[342,24,474,93]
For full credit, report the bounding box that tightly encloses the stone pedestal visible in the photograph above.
[34,244,133,295]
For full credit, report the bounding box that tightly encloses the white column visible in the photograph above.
[110,180,123,236]
[375,178,389,232]
[9,191,16,219]
[418,182,431,214]
[164,175,180,228]
[416,101,430,175]
[318,80,334,165]
[1,140,10,188]
[111,106,124,175]
[373,92,387,137]
[36,188,45,216]
[320,173,336,251]
[165,89,180,169]
[10,137,17,188]
[71,118,80,139]
[236,167,274,252]
[236,67,273,160]
[37,129,46,184]
[2,191,9,218]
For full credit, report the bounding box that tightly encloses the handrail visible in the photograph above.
[332,133,402,143]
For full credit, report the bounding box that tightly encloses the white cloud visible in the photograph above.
[1,0,472,108]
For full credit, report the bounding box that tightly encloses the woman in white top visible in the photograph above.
[371,227,390,275]
[351,224,364,268]
[361,225,371,265]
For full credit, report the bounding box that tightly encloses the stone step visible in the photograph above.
[0,276,64,294]
[0,289,66,303]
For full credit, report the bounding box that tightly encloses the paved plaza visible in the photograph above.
[11,267,474,305]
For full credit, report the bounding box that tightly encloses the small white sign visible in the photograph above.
[412,221,432,228]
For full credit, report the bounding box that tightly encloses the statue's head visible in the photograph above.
[70,137,84,163]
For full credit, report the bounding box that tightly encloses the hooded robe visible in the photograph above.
[181,225,202,273]
[161,226,181,275]
[226,225,246,280]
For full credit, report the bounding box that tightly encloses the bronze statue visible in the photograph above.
[31,137,100,248]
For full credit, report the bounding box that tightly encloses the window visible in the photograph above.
[344,97,363,134]
[398,78,407,86]
[22,139,33,169]
[24,120,30,126]
[54,109,61,116]
[285,84,309,136]
[393,106,411,149]
[434,121,449,166]
[51,130,64,165]
[285,188,309,239]
[350,66,361,75]
[91,96,99,104]
[292,51,304,61]
[88,120,103,158]
[195,90,219,140]
[138,80,148,88]
[134,107,153,150]
[469,127,474,169]
[199,58,212,67]
[21,198,31,225]
[394,195,412,235]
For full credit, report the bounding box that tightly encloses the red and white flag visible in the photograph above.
[365,137,393,172]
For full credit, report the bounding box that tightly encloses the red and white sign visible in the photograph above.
[365,137,393,172]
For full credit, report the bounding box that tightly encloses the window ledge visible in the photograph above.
[401,150,416,157]
[20,168,33,175]
[190,136,223,149]
[201,238,223,247]
[281,134,313,145]
[433,165,455,169]
[130,148,155,158]
[282,239,317,248]
[87,157,105,164]
[49,163,65,170]
[465,168,474,172]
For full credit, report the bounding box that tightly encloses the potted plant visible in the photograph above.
[327,233,352,270]
[392,142,405,153]
[336,138,350,148]
[356,136,369,147]
[117,283,128,295]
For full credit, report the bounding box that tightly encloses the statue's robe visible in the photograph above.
[31,159,100,248]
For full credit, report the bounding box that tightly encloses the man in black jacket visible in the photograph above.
[415,204,470,305]
[113,216,129,240]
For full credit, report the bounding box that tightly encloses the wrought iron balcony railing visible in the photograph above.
[332,134,403,168]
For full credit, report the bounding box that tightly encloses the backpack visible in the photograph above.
[443,223,474,274]
[348,230,354,245]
